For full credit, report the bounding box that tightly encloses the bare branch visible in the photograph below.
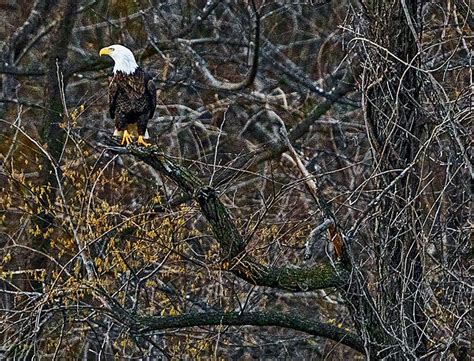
[188,0,260,91]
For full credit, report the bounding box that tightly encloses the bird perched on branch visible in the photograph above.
[99,44,156,147]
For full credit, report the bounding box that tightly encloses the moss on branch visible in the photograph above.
[134,310,364,353]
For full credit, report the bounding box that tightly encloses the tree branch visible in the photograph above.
[173,0,221,39]
[213,71,355,188]
[187,0,260,91]
[134,311,364,353]
[105,144,347,291]
[1,0,57,60]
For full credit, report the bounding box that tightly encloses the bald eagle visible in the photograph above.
[99,44,156,147]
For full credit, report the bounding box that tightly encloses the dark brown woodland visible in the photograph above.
[0,0,471,359]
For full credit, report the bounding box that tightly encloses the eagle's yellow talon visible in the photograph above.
[121,129,133,145]
[137,136,151,147]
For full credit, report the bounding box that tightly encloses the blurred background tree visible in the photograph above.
[0,0,471,359]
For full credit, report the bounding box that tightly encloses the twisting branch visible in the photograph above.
[1,0,57,104]
[105,143,348,291]
[1,0,55,60]
[188,0,260,91]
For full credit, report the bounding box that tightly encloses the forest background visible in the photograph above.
[0,0,471,359]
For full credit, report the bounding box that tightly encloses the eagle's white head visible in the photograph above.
[99,44,138,75]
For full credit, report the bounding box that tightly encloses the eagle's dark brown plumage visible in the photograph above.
[109,68,156,139]
[99,44,156,146]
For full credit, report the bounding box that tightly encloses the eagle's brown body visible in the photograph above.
[109,68,156,138]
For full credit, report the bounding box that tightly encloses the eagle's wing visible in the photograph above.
[109,76,119,119]
[145,72,157,119]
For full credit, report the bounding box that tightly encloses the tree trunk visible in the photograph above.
[360,0,427,358]
[29,0,79,291]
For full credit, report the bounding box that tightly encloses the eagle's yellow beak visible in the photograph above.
[99,47,112,57]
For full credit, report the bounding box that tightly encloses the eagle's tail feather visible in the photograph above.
[125,124,149,139]
[113,128,124,137]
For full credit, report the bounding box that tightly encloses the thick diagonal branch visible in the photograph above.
[108,146,347,291]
